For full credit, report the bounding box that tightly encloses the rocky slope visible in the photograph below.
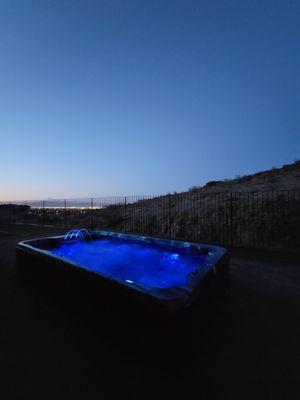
[96,161,300,250]
[189,160,300,193]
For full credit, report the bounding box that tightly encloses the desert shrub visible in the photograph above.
[206,181,218,187]
[188,185,201,192]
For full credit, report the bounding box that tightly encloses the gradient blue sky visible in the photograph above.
[0,0,299,200]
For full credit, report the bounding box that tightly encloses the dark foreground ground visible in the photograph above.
[0,223,299,400]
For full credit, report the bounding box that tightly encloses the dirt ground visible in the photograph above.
[0,223,299,400]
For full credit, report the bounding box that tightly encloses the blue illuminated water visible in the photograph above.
[50,238,208,289]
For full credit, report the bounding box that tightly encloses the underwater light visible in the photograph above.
[167,253,180,262]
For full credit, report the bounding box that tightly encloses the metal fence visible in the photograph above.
[1,190,300,251]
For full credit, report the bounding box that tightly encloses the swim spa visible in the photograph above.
[16,230,229,311]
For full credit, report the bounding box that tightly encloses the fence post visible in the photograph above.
[42,200,45,226]
[168,194,171,239]
[9,201,12,223]
[124,196,127,233]
[90,198,94,230]
[64,199,67,229]
[230,193,233,245]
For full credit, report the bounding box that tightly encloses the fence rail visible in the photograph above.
[1,190,300,251]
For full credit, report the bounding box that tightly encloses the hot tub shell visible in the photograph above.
[16,231,229,311]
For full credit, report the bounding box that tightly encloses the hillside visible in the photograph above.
[96,161,300,250]
[189,160,300,193]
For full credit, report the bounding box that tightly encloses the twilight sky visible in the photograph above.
[0,0,299,200]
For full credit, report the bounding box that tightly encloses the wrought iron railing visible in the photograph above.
[1,190,299,251]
